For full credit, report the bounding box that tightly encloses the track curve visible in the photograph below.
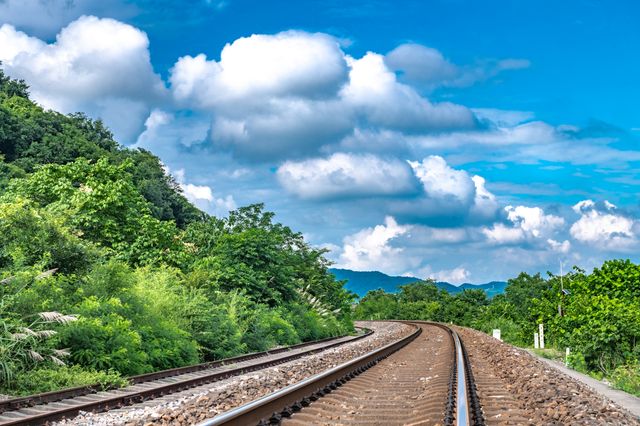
[198,321,483,426]
[0,330,371,426]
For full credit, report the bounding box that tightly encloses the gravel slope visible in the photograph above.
[454,325,640,425]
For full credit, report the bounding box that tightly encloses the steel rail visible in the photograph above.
[418,321,484,426]
[196,323,422,426]
[0,329,371,426]
[197,321,484,426]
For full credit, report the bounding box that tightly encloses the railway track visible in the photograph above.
[198,321,484,426]
[0,330,371,426]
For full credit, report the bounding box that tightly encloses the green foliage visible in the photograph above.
[611,363,640,397]
[0,198,97,273]
[3,365,127,396]
[241,308,300,351]
[0,272,78,388]
[0,69,354,395]
[356,259,640,395]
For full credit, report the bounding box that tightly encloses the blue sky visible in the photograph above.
[1,0,639,283]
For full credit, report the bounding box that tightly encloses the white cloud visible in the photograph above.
[169,33,477,161]
[482,223,525,244]
[338,216,417,274]
[385,42,530,89]
[182,183,213,202]
[483,205,564,244]
[505,205,564,238]
[402,156,499,222]
[170,31,348,108]
[0,0,135,38]
[570,200,636,250]
[409,155,475,204]
[547,239,571,253]
[471,175,499,220]
[431,267,470,284]
[342,52,477,132]
[413,121,640,166]
[0,16,166,143]
[171,167,236,217]
[209,98,353,160]
[384,43,458,88]
[572,199,596,213]
[277,153,416,199]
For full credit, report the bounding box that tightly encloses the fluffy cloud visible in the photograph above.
[171,31,348,108]
[570,200,637,250]
[0,16,166,143]
[341,53,477,132]
[385,42,530,89]
[277,153,417,199]
[338,216,418,274]
[483,205,564,244]
[409,155,475,204]
[505,205,564,238]
[397,156,499,224]
[169,32,477,161]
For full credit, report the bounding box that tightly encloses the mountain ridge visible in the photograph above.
[330,268,507,298]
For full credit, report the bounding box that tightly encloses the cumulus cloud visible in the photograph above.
[341,52,477,132]
[169,32,477,161]
[171,31,348,108]
[337,216,418,274]
[277,153,417,199]
[395,156,499,225]
[0,16,166,143]
[385,42,530,89]
[409,155,475,204]
[570,200,637,250]
[483,205,564,244]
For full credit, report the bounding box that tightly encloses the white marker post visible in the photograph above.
[534,332,539,349]
[565,347,570,366]
[539,324,545,349]
[492,329,501,341]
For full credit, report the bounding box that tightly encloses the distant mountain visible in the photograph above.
[330,268,507,298]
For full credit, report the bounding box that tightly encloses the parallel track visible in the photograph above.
[0,330,371,426]
[198,321,484,426]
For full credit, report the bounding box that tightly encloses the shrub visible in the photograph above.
[611,363,640,397]
[3,365,128,396]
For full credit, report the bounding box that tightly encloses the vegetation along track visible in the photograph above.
[197,322,484,426]
[0,330,371,426]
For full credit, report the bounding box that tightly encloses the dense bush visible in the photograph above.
[0,69,354,395]
[4,365,128,396]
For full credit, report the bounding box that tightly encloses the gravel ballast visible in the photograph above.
[53,321,414,426]
[454,325,640,425]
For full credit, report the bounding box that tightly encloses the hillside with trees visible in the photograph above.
[0,69,354,396]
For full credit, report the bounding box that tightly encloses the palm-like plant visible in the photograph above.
[0,269,77,389]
